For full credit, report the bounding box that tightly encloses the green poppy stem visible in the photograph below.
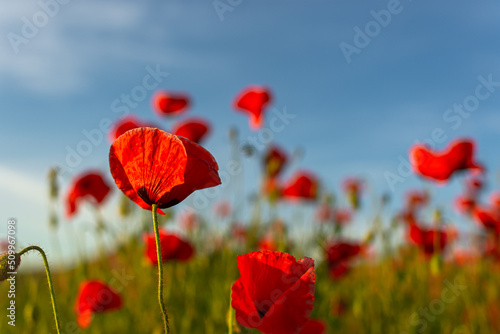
[152,204,170,333]
[227,286,234,334]
[18,245,61,334]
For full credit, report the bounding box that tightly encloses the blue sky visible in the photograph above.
[1,1,500,265]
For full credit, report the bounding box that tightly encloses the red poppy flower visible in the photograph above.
[455,195,476,215]
[262,178,283,201]
[315,205,351,226]
[409,138,482,182]
[74,280,123,329]
[109,127,221,214]
[298,319,326,334]
[152,91,190,117]
[315,204,333,224]
[231,223,248,242]
[233,86,272,130]
[490,192,500,212]
[342,178,362,195]
[231,250,315,334]
[405,190,429,212]
[257,235,278,252]
[172,117,211,144]
[466,176,484,195]
[178,209,198,231]
[473,206,500,233]
[326,241,363,279]
[143,230,194,264]
[213,200,231,218]
[282,171,319,201]
[331,299,347,317]
[407,223,449,256]
[453,248,479,266]
[484,238,500,261]
[342,177,363,209]
[333,209,352,226]
[65,171,112,218]
[263,145,287,178]
[109,115,146,142]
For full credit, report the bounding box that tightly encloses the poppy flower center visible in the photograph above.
[255,304,270,319]
[137,187,154,205]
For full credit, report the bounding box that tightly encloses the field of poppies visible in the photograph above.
[2,87,500,334]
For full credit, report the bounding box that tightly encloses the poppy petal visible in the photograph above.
[172,117,211,144]
[153,91,190,116]
[109,127,187,210]
[65,171,112,219]
[155,137,221,207]
[232,251,315,334]
[298,319,326,334]
[234,86,272,130]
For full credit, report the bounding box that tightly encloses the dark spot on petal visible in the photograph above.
[159,199,180,209]
[137,187,153,205]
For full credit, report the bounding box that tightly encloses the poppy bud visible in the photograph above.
[0,252,21,281]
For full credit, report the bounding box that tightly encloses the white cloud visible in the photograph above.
[0,1,147,95]
[0,164,46,205]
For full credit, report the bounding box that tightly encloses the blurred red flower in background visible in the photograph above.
[74,280,123,329]
[326,241,363,279]
[331,299,347,317]
[315,204,351,226]
[342,178,363,209]
[465,176,484,195]
[298,319,326,334]
[231,250,315,334]
[109,127,221,213]
[490,192,500,212]
[66,171,112,218]
[152,91,190,117]
[178,209,199,231]
[282,171,319,201]
[407,223,451,256]
[455,195,476,215]
[231,223,248,242]
[333,208,352,226]
[263,145,287,178]
[109,115,155,142]
[143,230,194,264]
[213,200,231,219]
[172,117,211,144]
[257,234,278,252]
[405,190,429,212]
[473,206,500,233]
[409,138,482,182]
[234,86,272,130]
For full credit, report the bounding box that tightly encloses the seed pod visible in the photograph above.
[0,252,21,281]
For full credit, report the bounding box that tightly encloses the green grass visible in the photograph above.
[1,228,500,334]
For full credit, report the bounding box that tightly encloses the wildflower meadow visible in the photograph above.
[2,2,500,334]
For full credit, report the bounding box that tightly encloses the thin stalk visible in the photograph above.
[18,245,61,334]
[152,204,170,333]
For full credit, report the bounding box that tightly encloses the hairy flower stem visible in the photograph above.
[18,245,61,334]
[152,204,170,333]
